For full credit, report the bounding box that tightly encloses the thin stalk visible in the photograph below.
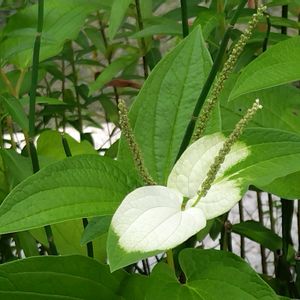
[267,193,275,232]
[97,15,120,103]
[176,0,247,160]
[220,213,231,251]
[0,68,15,96]
[180,0,189,37]
[28,0,57,255]
[15,68,26,97]
[297,200,300,252]
[257,191,267,274]
[142,259,150,275]
[281,199,293,258]
[238,199,245,258]
[69,43,83,137]
[135,0,149,78]
[281,5,288,35]
[166,249,175,271]
[61,135,94,258]
[262,13,271,52]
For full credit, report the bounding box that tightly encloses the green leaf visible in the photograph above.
[232,220,282,251]
[229,36,300,100]
[261,171,300,199]
[0,0,104,67]
[15,231,40,257]
[184,249,278,299]
[20,96,65,106]
[37,130,97,164]
[108,0,132,40]
[31,219,109,262]
[81,215,112,245]
[192,8,220,39]
[146,249,279,299]
[119,273,148,300]
[0,94,28,131]
[0,149,32,186]
[131,17,182,38]
[212,80,300,135]
[147,249,279,299]
[118,26,212,184]
[0,155,140,234]
[0,255,127,299]
[89,55,138,94]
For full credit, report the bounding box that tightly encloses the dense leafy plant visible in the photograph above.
[0,0,300,299]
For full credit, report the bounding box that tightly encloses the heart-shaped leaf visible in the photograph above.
[107,186,206,271]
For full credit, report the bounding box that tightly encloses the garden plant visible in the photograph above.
[0,0,300,299]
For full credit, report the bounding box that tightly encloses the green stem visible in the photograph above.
[262,13,271,52]
[257,191,267,274]
[268,193,275,232]
[28,0,58,256]
[281,5,288,35]
[180,0,189,37]
[166,249,175,271]
[61,135,94,258]
[69,43,83,137]
[29,0,43,137]
[176,0,247,160]
[238,199,245,258]
[135,0,149,78]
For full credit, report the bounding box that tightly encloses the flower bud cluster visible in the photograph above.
[118,100,156,185]
[192,5,267,142]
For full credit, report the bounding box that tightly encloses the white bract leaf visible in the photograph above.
[111,186,206,252]
[168,132,249,219]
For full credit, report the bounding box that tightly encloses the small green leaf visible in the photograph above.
[31,219,109,262]
[37,130,97,164]
[108,0,132,40]
[0,255,128,299]
[0,94,29,131]
[0,155,140,234]
[89,55,138,95]
[20,96,65,105]
[81,215,112,245]
[0,149,32,186]
[232,220,282,251]
[229,36,300,100]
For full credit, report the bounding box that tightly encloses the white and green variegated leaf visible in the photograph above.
[108,128,300,271]
[168,129,300,219]
[107,186,206,272]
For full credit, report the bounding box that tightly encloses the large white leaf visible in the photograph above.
[107,186,206,271]
[111,186,206,252]
[168,133,248,219]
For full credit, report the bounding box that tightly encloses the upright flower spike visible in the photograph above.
[118,99,156,185]
[192,99,263,207]
[192,5,266,141]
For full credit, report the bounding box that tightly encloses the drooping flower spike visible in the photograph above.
[107,100,263,271]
